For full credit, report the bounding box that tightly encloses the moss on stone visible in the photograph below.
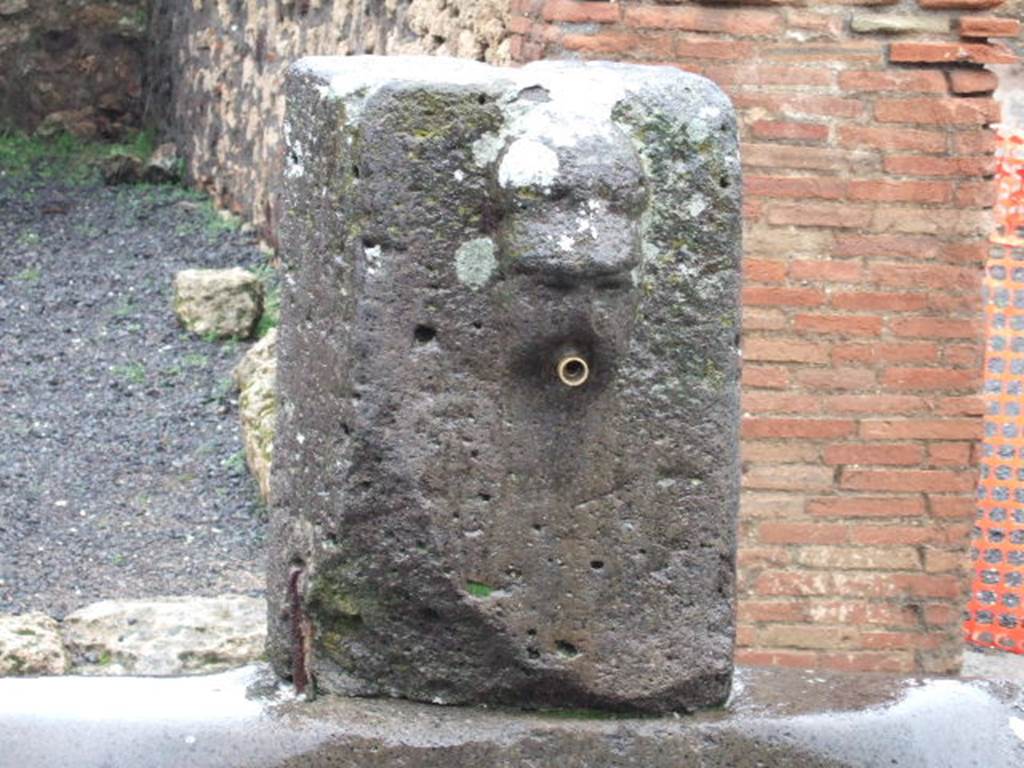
[308,576,362,619]
[466,580,493,598]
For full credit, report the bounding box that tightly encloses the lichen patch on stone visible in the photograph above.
[454,237,497,289]
[363,245,383,278]
[283,121,300,177]
[498,139,559,190]
[471,132,504,166]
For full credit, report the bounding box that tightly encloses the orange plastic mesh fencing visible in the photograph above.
[964,129,1024,654]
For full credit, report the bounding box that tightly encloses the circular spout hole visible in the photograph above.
[556,355,589,388]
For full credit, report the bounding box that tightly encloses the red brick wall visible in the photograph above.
[510,0,1020,673]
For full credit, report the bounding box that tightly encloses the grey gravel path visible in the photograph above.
[0,169,267,617]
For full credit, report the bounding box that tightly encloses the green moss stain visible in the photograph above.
[611,98,739,282]
[306,565,369,661]
[534,707,635,721]
[702,358,725,390]
[309,568,368,665]
[466,580,493,598]
[0,128,155,186]
[396,89,502,148]
[308,581,362,621]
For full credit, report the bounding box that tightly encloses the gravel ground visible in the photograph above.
[0,166,268,618]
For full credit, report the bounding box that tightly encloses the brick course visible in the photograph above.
[511,0,1015,673]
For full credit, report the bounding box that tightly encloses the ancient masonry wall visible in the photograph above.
[0,0,147,138]
[508,0,1019,673]
[148,0,512,237]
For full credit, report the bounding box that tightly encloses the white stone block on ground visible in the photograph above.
[173,267,264,339]
[0,612,70,676]
[61,595,265,675]
[234,327,278,502]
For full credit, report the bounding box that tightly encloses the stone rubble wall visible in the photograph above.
[147,0,512,239]
[509,0,1020,674]
[0,0,148,137]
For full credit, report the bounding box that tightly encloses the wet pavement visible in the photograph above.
[1,664,1022,767]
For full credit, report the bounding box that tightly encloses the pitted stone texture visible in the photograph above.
[0,613,69,676]
[173,267,264,339]
[61,596,265,675]
[270,57,742,713]
[234,328,278,502]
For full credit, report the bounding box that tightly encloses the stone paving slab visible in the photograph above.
[1,665,1022,768]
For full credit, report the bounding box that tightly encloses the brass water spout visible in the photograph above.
[556,352,590,388]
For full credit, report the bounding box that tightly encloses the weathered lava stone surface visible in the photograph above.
[268,56,742,713]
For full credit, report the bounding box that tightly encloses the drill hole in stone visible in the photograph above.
[414,324,437,343]
[555,640,579,658]
[590,560,604,570]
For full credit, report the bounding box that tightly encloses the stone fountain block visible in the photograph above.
[268,56,742,713]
